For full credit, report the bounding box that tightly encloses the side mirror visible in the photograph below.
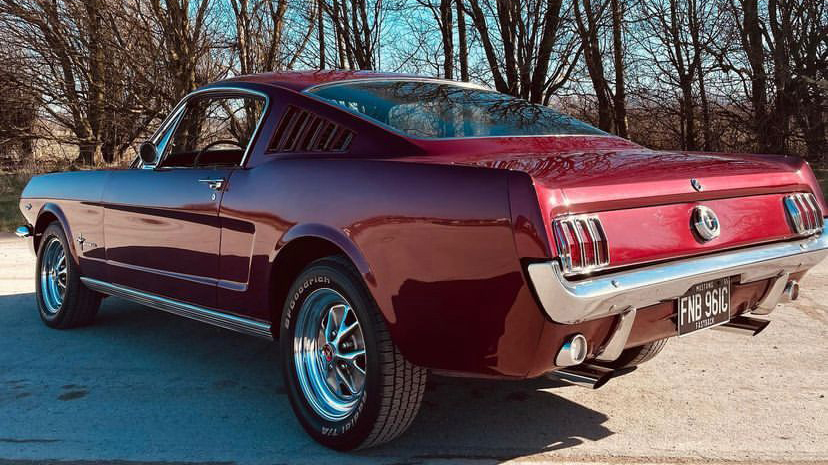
[139,142,158,165]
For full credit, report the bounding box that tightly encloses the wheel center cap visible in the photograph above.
[322,344,334,362]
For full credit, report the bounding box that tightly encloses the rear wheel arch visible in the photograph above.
[269,232,374,332]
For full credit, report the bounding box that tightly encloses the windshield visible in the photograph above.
[309,80,606,139]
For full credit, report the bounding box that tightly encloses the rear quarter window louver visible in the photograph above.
[270,105,354,153]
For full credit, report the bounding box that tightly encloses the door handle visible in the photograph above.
[198,178,226,191]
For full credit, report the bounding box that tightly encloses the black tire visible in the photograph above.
[35,222,101,329]
[605,339,668,369]
[280,256,427,450]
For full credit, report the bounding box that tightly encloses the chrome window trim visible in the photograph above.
[302,78,611,141]
[303,77,492,93]
[143,105,186,169]
[80,277,273,339]
[528,228,828,324]
[144,86,270,169]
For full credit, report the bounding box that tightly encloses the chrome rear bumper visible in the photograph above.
[527,228,828,325]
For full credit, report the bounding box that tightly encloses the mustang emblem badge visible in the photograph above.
[692,206,720,241]
[691,178,703,192]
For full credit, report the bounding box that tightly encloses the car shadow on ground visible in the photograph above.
[0,293,612,463]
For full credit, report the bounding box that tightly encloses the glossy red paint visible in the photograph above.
[18,72,828,379]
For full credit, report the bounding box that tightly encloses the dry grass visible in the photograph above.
[0,171,33,233]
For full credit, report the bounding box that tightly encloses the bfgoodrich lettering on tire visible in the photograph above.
[280,255,427,450]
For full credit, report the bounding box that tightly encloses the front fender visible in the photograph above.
[34,203,78,263]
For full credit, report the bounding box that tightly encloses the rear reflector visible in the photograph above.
[784,193,824,236]
[552,216,610,275]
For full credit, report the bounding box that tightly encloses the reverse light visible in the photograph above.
[783,193,824,236]
[552,215,610,275]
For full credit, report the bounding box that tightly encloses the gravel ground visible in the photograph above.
[0,234,826,465]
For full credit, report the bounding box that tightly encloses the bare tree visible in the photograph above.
[0,0,141,163]
[322,0,388,69]
[318,0,326,68]
[633,0,720,150]
[573,0,614,132]
[609,0,627,137]
[0,53,38,163]
[137,0,223,103]
[732,0,775,152]
[228,0,316,74]
[0,0,824,169]
[465,0,582,104]
[417,0,455,79]
[456,0,469,81]
[709,0,826,159]
[767,0,827,162]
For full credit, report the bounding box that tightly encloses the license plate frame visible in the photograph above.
[677,277,732,336]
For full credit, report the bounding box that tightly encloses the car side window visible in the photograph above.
[161,95,265,168]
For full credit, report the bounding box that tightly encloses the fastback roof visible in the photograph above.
[219,70,426,91]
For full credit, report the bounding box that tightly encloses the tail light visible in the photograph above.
[784,193,824,236]
[552,215,610,275]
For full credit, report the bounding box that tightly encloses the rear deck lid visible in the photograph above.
[405,136,826,270]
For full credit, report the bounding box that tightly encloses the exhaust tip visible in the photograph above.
[783,280,800,302]
[556,334,588,367]
[716,315,771,337]
[548,363,638,389]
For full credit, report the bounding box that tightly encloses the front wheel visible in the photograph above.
[35,222,101,328]
[280,256,427,450]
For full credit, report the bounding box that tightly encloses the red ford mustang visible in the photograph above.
[17,71,828,450]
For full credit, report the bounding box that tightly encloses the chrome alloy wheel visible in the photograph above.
[40,237,67,314]
[293,288,367,421]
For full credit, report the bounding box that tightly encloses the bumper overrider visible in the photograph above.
[527,227,828,364]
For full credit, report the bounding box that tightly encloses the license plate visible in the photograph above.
[677,277,731,336]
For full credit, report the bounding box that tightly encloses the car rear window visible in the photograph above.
[308,80,606,139]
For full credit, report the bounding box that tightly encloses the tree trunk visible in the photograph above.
[803,98,827,165]
[84,0,105,164]
[528,0,564,104]
[574,0,613,132]
[696,66,713,151]
[680,84,697,150]
[610,0,627,138]
[456,0,468,81]
[767,0,791,154]
[318,0,326,68]
[741,0,771,153]
[668,0,696,150]
[439,0,453,79]
[76,141,99,165]
[688,0,712,150]
[466,0,509,93]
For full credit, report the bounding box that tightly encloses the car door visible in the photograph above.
[103,92,266,308]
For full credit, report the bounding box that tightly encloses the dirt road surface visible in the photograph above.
[1,234,826,465]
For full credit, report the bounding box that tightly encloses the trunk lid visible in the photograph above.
[406,136,826,269]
